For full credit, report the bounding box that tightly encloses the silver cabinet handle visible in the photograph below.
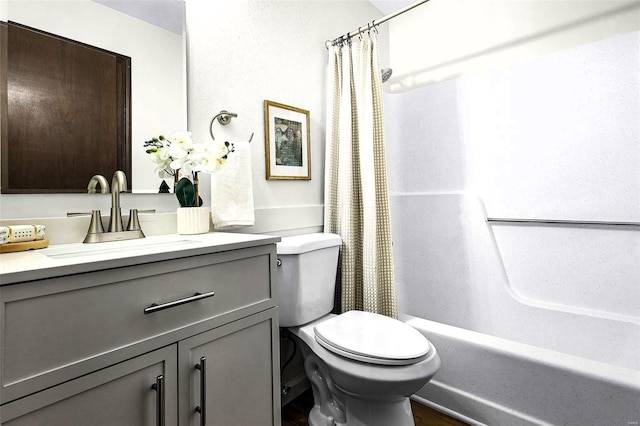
[195,356,206,426]
[151,375,165,426]
[143,291,215,314]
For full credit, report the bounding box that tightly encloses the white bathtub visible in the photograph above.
[403,314,640,425]
[391,193,640,425]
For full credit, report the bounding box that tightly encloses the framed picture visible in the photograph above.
[263,100,311,180]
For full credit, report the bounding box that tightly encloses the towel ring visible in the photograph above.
[209,110,253,143]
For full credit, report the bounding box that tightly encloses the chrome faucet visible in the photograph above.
[87,175,110,194]
[108,170,127,232]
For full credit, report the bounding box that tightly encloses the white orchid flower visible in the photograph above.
[194,143,225,173]
[145,131,233,185]
[170,131,193,148]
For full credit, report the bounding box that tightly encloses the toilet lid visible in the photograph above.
[314,311,430,366]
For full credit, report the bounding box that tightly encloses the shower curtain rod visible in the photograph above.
[326,0,431,47]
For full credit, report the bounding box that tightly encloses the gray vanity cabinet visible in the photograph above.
[179,308,279,426]
[0,346,178,426]
[0,239,281,425]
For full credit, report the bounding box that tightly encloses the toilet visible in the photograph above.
[277,233,440,426]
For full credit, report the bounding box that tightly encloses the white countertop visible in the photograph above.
[0,232,280,285]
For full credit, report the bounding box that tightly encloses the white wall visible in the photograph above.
[0,0,385,238]
[185,0,384,235]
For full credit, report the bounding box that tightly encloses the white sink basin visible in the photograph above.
[42,237,197,259]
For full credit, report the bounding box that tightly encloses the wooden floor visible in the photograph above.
[282,389,468,426]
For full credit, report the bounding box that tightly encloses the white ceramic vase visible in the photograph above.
[177,206,210,235]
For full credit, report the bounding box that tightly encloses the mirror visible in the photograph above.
[1,0,187,193]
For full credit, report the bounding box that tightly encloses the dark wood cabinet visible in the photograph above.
[1,21,131,193]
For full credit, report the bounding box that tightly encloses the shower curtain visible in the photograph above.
[324,31,397,319]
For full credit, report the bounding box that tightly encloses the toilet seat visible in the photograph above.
[314,310,430,366]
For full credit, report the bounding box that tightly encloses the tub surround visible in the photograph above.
[0,231,281,425]
[391,193,640,424]
[385,27,640,425]
[393,193,640,371]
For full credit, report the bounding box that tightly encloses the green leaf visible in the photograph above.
[175,177,196,207]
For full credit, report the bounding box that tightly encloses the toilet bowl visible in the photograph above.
[277,233,440,426]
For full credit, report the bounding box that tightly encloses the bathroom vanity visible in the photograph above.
[0,233,281,425]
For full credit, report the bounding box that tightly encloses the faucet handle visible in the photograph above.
[127,209,141,231]
[68,211,105,234]
[87,210,105,234]
[67,212,92,217]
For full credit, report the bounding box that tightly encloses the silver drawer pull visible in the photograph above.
[144,291,215,314]
[195,356,207,426]
[151,375,165,426]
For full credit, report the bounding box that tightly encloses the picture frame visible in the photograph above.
[263,100,311,180]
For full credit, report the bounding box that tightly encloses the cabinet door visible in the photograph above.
[179,308,281,426]
[0,346,177,426]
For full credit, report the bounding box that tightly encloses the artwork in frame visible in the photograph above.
[263,100,311,180]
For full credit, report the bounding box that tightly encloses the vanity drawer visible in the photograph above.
[0,244,276,403]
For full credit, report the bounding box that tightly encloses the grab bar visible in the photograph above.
[486,217,640,227]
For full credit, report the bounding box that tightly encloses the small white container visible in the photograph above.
[176,207,210,235]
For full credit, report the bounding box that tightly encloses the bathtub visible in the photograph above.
[403,315,640,425]
[391,193,640,425]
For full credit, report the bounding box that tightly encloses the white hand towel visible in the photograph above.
[210,141,255,229]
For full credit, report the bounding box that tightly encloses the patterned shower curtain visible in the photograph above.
[324,31,398,319]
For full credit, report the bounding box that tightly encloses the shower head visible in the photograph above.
[381,68,393,83]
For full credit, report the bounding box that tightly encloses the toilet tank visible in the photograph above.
[276,233,342,327]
